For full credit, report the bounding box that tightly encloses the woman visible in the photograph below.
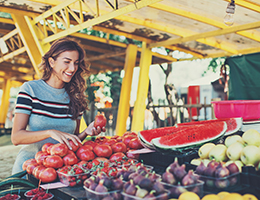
[11,37,105,174]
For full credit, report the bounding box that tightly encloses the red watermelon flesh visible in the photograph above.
[155,121,226,147]
[177,117,242,136]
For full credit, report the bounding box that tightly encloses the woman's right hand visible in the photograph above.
[48,129,81,150]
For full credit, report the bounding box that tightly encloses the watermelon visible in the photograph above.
[177,117,242,136]
[152,121,227,152]
[138,126,191,149]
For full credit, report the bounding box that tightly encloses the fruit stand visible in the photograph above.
[1,116,260,200]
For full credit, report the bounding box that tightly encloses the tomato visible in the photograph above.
[95,136,107,144]
[50,143,68,157]
[122,135,137,147]
[78,150,95,161]
[109,152,126,162]
[39,167,57,183]
[67,139,82,152]
[128,138,143,149]
[93,157,110,165]
[111,142,127,153]
[77,160,88,168]
[94,114,107,129]
[67,150,76,155]
[102,139,117,146]
[63,153,78,166]
[123,131,137,137]
[94,144,112,158]
[83,140,97,148]
[126,149,140,160]
[47,145,53,155]
[22,159,37,171]
[32,165,46,179]
[76,145,93,158]
[43,155,63,169]
[111,135,123,142]
[41,143,54,153]
[26,163,39,174]
[35,151,49,165]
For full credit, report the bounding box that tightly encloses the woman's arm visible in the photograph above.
[11,113,81,149]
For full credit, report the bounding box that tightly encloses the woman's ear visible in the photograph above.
[48,57,54,68]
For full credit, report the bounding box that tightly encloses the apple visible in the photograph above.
[209,144,228,162]
[224,135,244,147]
[190,158,202,166]
[240,145,260,166]
[202,159,211,167]
[226,142,245,161]
[242,129,260,146]
[198,143,215,159]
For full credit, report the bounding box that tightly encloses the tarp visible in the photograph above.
[226,52,260,100]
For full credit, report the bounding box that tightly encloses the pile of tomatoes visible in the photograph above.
[23,131,143,184]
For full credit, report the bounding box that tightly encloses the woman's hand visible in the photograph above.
[48,129,81,150]
[82,121,106,137]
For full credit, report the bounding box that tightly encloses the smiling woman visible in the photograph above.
[11,37,106,175]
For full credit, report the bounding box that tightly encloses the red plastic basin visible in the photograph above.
[212,100,260,121]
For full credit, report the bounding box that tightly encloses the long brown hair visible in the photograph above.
[39,37,90,119]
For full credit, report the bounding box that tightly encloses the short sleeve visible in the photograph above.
[14,82,33,115]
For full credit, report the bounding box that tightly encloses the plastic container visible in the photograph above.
[212,100,260,120]
[57,171,89,187]
[163,180,204,198]
[121,190,170,200]
[198,172,240,191]
[83,186,121,200]
[30,193,54,200]
[0,194,20,200]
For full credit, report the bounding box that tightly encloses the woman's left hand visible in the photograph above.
[83,121,106,137]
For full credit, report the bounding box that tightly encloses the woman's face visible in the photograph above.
[48,50,79,88]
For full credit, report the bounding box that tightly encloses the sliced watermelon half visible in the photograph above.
[177,117,242,136]
[152,121,227,152]
[138,125,191,149]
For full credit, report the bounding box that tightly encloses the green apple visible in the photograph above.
[198,143,215,159]
[240,145,260,166]
[209,144,228,162]
[224,135,244,147]
[226,142,245,161]
[242,129,260,146]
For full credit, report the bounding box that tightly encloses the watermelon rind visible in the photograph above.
[224,117,243,136]
[138,132,156,149]
[152,122,227,152]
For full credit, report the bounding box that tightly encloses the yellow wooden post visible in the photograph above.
[131,42,152,133]
[0,79,11,126]
[115,44,137,136]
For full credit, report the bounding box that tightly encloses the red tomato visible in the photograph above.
[102,139,117,146]
[128,138,144,149]
[109,152,126,162]
[22,159,37,171]
[93,157,110,164]
[67,140,82,152]
[76,145,93,158]
[78,150,95,161]
[111,142,127,153]
[43,155,63,169]
[35,151,49,165]
[67,150,76,155]
[123,131,137,137]
[26,163,39,174]
[39,167,57,183]
[47,145,53,155]
[83,140,97,148]
[77,160,88,168]
[32,165,46,179]
[95,136,107,144]
[127,150,140,160]
[94,144,112,158]
[94,114,107,128]
[111,135,123,142]
[122,135,137,147]
[63,153,78,166]
[41,143,54,153]
[50,143,68,157]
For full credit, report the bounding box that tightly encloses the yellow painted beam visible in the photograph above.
[149,21,260,49]
[0,17,14,24]
[131,42,152,133]
[12,14,50,78]
[0,47,26,64]
[0,79,11,125]
[116,44,137,136]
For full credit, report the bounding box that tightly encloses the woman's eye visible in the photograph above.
[64,61,70,64]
